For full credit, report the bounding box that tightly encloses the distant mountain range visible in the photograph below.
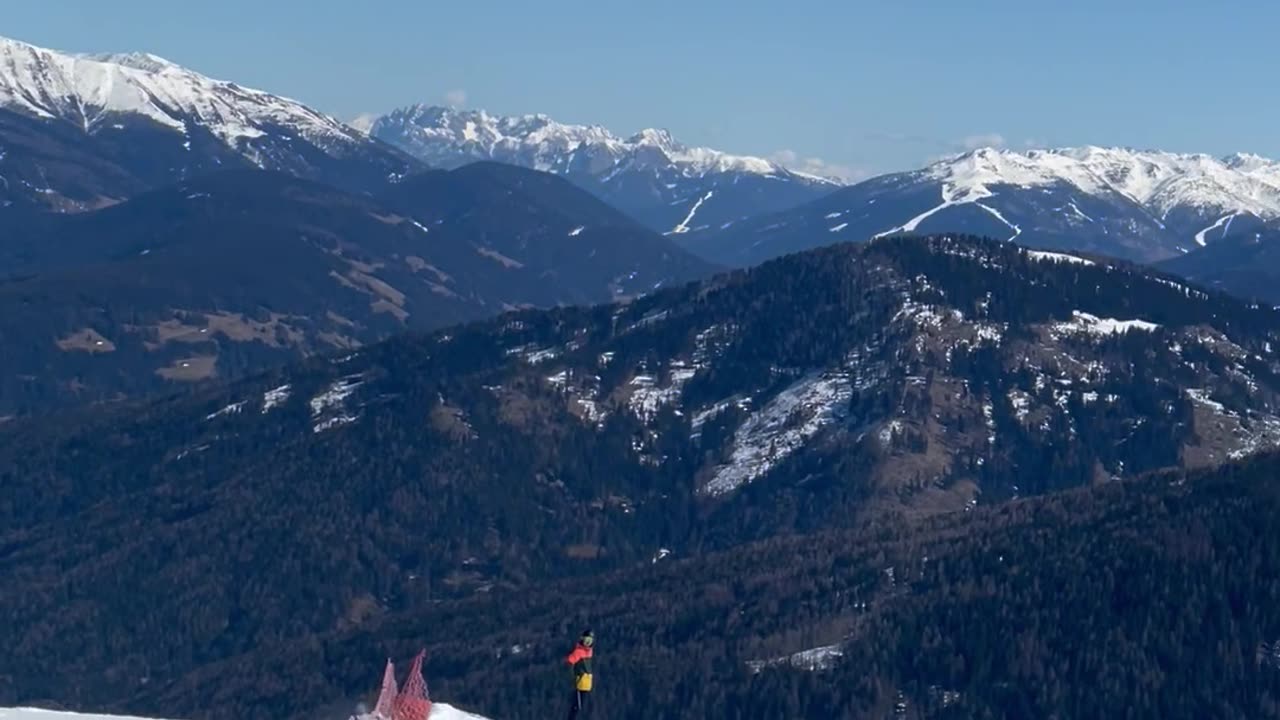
[5,31,1280,720]
[359,105,840,234]
[686,146,1280,267]
[6,30,1280,290]
[0,35,725,416]
[0,35,418,210]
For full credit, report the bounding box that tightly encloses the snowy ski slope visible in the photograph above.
[0,706,491,720]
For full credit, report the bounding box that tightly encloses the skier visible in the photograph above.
[565,629,594,720]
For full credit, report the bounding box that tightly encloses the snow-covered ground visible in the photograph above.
[261,383,291,413]
[746,644,845,673]
[0,709,169,720]
[428,706,491,720]
[1026,249,1095,266]
[310,377,365,416]
[702,372,852,496]
[0,705,491,720]
[1051,310,1159,336]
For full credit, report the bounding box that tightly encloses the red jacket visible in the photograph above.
[566,642,594,691]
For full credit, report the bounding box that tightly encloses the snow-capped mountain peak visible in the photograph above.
[700,145,1280,269]
[79,51,182,74]
[365,104,791,177]
[0,35,372,149]
[366,104,618,171]
[925,145,1280,219]
[362,104,848,182]
[1224,152,1276,172]
[349,112,380,134]
[362,104,842,233]
[628,127,678,149]
[0,34,416,210]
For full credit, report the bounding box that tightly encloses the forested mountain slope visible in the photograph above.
[4,235,1280,719]
[14,449,1280,720]
[0,164,713,417]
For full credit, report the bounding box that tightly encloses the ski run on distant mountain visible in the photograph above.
[691,146,1280,268]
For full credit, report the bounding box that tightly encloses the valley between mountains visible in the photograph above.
[4,29,1280,720]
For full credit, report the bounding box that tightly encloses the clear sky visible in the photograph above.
[6,0,1278,179]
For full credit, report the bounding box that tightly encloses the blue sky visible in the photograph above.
[7,1,1278,179]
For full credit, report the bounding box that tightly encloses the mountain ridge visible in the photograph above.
[361,104,841,234]
[0,35,361,151]
[361,104,842,182]
[688,145,1280,268]
[0,35,419,210]
[0,164,715,417]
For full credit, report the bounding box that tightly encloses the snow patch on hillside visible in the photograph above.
[314,414,359,433]
[508,344,560,364]
[690,395,752,438]
[1027,249,1095,266]
[894,300,962,331]
[628,362,697,422]
[262,384,291,412]
[703,372,852,496]
[310,377,364,416]
[1185,388,1280,460]
[1052,311,1158,336]
[1186,388,1226,413]
[205,400,246,420]
[1150,276,1209,299]
[307,377,364,433]
[747,644,845,673]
